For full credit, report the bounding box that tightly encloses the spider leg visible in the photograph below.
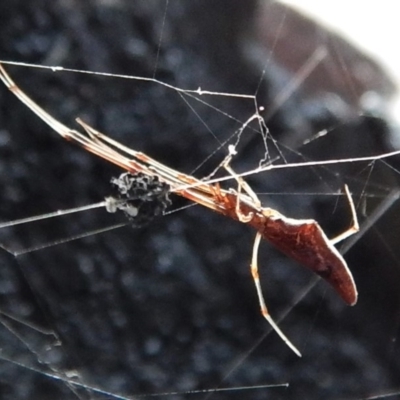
[222,145,260,222]
[330,185,359,245]
[0,64,143,173]
[0,64,221,212]
[222,147,301,356]
[251,232,302,357]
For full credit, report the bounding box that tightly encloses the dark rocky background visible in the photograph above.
[0,1,399,399]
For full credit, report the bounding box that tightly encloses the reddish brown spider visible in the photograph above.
[0,63,360,357]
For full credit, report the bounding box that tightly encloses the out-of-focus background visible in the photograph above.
[283,0,400,124]
[283,1,398,81]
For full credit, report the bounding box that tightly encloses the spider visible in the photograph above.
[0,63,360,357]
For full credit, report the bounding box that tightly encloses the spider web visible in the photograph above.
[0,1,400,399]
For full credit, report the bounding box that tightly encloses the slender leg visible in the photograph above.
[330,185,359,245]
[222,145,260,222]
[222,147,301,356]
[251,232,302,357]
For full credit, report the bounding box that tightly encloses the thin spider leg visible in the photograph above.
[77,116,231,211]
[76,118,214,193]
[75,118,151,169]
[75,118,234,214]
[77,121,137,167]
[0,65,147,173]
[0,64,229,214]
[224,162,260,207]
[223,146,261,205]
[77,117,230,210]
[225,163,253,223]
[0,66,88,147]
[251,232,302,357]
[330,185,360,245]
[222,149,301,355]
[221,145,261,222]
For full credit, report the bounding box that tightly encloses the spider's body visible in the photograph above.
[0,63,360,356]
